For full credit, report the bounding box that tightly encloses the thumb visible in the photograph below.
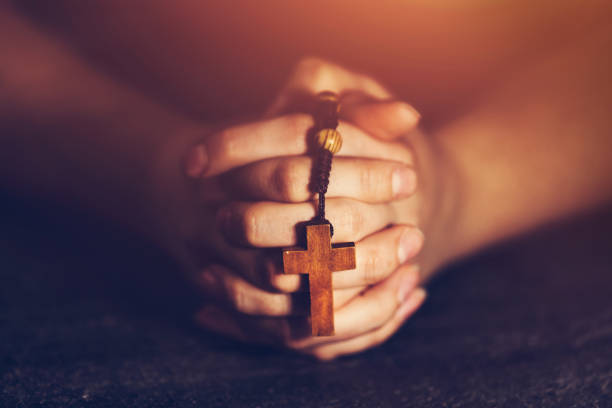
[266,57,420,141]
[266,57,392,117]
[340,94,421,141]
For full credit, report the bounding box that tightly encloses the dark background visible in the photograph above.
[1,193,611,407]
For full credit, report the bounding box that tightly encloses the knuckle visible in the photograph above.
[241,204,263,246]
[362,250,387,285]
[358,165,388,200]
[229,282,251,314]
[266,294,290,316]
[273,159,307,202]
[214,129,239,164]
[284,114,313,142]
[343,202,365,239]
[198,268,218,291]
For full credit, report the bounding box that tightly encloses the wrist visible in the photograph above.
[409,128,464,279]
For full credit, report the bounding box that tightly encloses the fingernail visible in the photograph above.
[397,228,424,264]
[397,288,427,319]
[185,144,208,178]
[396,267,419,303]
[392,167,417,198]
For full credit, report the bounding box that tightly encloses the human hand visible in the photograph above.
[184,58,432,360]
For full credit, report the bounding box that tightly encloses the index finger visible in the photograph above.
[266,57,393,117]
[186,114,413,178]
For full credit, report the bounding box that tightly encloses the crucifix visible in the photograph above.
[283,224,355,336]
[282,91,356,336]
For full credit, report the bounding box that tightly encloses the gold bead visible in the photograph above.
[315,128,343,154]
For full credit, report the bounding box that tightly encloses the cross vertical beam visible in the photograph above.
[283,223,356,336]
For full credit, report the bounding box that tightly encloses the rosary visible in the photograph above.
[282,92,356,336]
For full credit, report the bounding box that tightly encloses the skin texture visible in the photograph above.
[2,3,612,359]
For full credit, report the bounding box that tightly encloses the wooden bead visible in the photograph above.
[315,128,343,154]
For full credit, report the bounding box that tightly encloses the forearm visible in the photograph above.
[423,23,612,275]
[0,7,201,231]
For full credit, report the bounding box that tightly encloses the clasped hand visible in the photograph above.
[169,59,427,360]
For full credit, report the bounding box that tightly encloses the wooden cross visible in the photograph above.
[283,223,356,336]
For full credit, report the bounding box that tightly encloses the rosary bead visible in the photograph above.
[316,128,343,154]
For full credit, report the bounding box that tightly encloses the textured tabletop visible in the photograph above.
[1,194,611,408]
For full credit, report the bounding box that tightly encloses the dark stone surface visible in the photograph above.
[1,193,611,407]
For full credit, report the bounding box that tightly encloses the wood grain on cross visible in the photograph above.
[283,223,356,336]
